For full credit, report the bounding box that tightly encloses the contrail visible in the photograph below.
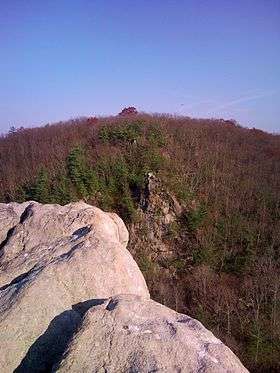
[212,90,276,112]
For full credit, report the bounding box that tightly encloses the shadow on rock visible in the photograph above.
[72,298,106,315]
[14,298,107,373]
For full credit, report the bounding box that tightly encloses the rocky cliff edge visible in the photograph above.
[0,202,248,372]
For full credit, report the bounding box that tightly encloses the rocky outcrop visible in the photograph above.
[56,294,248,373]
[0,202,248,372]
[0,201,149,372]
[130,173,183,256]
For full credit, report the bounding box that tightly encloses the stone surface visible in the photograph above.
[131,173,184,256]
[0,201,248,372]
[56,294,248,373]
[0,201,149,372]
[0,201,31,246]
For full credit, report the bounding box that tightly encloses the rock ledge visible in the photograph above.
[0,202,248,372]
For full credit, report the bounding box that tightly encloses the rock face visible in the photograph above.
[0,202,248,372]
[130,173,183,257]
[0,201,149,372]
[56,294,248,373]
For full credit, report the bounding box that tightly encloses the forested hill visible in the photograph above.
[1,113,280,372]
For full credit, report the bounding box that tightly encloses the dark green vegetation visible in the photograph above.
[1,114,279,372]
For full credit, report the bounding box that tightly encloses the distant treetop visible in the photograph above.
[86,117,98,124]
[118,107,138,116]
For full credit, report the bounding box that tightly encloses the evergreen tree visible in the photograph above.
[30,168,51,203]
[67,146,98,199]
[51,173,73,204]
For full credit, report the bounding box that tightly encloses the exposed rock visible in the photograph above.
[133,173,183,255]
[56,294,248,373]
[0,201,149,372]
[0,201,31,249]
[0,202,248,372]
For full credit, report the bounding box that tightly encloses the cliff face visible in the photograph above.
[0,202,248,372]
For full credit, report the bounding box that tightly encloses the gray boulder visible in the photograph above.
[0,202,248,372]
[56,294,248,373]
[0,201,149,372]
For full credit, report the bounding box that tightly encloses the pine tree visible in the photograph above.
[67,146,98,199]
[31,168,51,203]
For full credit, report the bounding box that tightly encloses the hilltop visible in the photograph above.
[0,113,279,371]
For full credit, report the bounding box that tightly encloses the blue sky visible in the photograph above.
[0,0,279,133]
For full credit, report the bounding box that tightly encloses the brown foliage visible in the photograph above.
[0,114,280,371]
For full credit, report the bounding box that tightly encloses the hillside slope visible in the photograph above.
[0,114,279,371]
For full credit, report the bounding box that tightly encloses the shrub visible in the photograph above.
[138,254,155,273]
[171,258,186,271]
[183,204,207,232]
[192,246,214,266]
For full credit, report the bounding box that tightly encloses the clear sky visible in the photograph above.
[0,0,279,133]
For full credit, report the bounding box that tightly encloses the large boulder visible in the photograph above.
[56,294,248,373]
[0,202,248,372]
[0,201,149,372]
